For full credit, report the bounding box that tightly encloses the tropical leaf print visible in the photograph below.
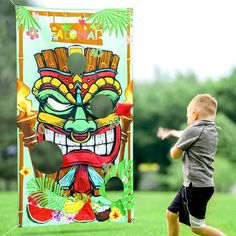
[27,177,67,211]
[16,6,41,31]
[99,159,134,211]
[86,9,132,38]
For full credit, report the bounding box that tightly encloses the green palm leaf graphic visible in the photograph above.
[27,177,67,211]
[16,6,41,31]
[99,159,134,211]
[87,9,132,38]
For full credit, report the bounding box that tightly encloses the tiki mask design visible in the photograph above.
[33,46,122,196]
[16,7,133,227]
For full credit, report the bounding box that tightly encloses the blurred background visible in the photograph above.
[1,0,236,194]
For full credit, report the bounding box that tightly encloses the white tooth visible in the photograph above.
[55,133,66,145]
[67,138,80,147]
[107,143,113,155]
[45,128,54,142]
[106,129,114,143]
[95,144,106,155]
[95,133,106,145]
[82,146,94,152]
[82,136,95,146]
[68,146,80,153]
[57,145,67,155]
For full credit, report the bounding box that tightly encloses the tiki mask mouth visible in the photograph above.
[44,125,115,156]
[37,123,121,168]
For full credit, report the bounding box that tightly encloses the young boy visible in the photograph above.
[158,94,226,236]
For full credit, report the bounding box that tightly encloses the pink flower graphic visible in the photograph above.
[26,27,39,40]
[32,12,40,20]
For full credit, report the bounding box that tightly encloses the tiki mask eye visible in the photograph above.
[36,90,74,116]
[89,94,114,118]
[47,97,73,111]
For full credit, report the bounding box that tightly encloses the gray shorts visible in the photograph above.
[168,184,214,228]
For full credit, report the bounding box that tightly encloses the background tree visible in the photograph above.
[134,70,236,192]
[0,0,16,148]
[0,1,17,188]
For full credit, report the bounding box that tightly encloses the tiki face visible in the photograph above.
[33,46,122,195]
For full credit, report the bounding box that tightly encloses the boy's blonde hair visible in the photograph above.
[188,94,218,120]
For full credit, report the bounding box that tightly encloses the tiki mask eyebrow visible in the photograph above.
[36,89,69,101]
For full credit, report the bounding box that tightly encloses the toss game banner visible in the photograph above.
[16,6,133,227]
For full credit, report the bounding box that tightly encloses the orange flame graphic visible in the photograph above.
[17,79,35,120]
[115,80,133,117]
[124,80,133,104]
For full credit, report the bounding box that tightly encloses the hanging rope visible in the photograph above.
[2,225,18,236]
[9,0,17,7]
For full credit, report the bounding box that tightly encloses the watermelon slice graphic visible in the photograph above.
[27,204,55,224]
[27,195,38,206]
[73,202,96,223]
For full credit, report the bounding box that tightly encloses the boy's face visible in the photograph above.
[187,104,198,126]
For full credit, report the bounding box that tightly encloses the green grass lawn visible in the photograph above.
[0,191,235,236]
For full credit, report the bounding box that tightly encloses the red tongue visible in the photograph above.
[74,165,91,194]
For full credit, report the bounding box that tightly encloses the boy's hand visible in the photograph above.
[157,127,171,140]
[157,127,184,139]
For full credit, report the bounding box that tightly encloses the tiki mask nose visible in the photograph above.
[64,106,96,134]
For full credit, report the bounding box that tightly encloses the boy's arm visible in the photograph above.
[170,146,183,159]
[157,127,184,139]
[169,126,199,160]
[157,127,184,159]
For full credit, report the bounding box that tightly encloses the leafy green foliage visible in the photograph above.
[216,112,236,163]
[0,158,17,179]
[119,160,134,210]
[27,178,67,211]
[16,6,40,31]
[111,199,125,215]
[214,70,236,123]
[86,9,132,38]
[0,1,16,149]
[134,72,200,174]
[214,155,236,192]
[157,160,183,191]
[100,160,134,212]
